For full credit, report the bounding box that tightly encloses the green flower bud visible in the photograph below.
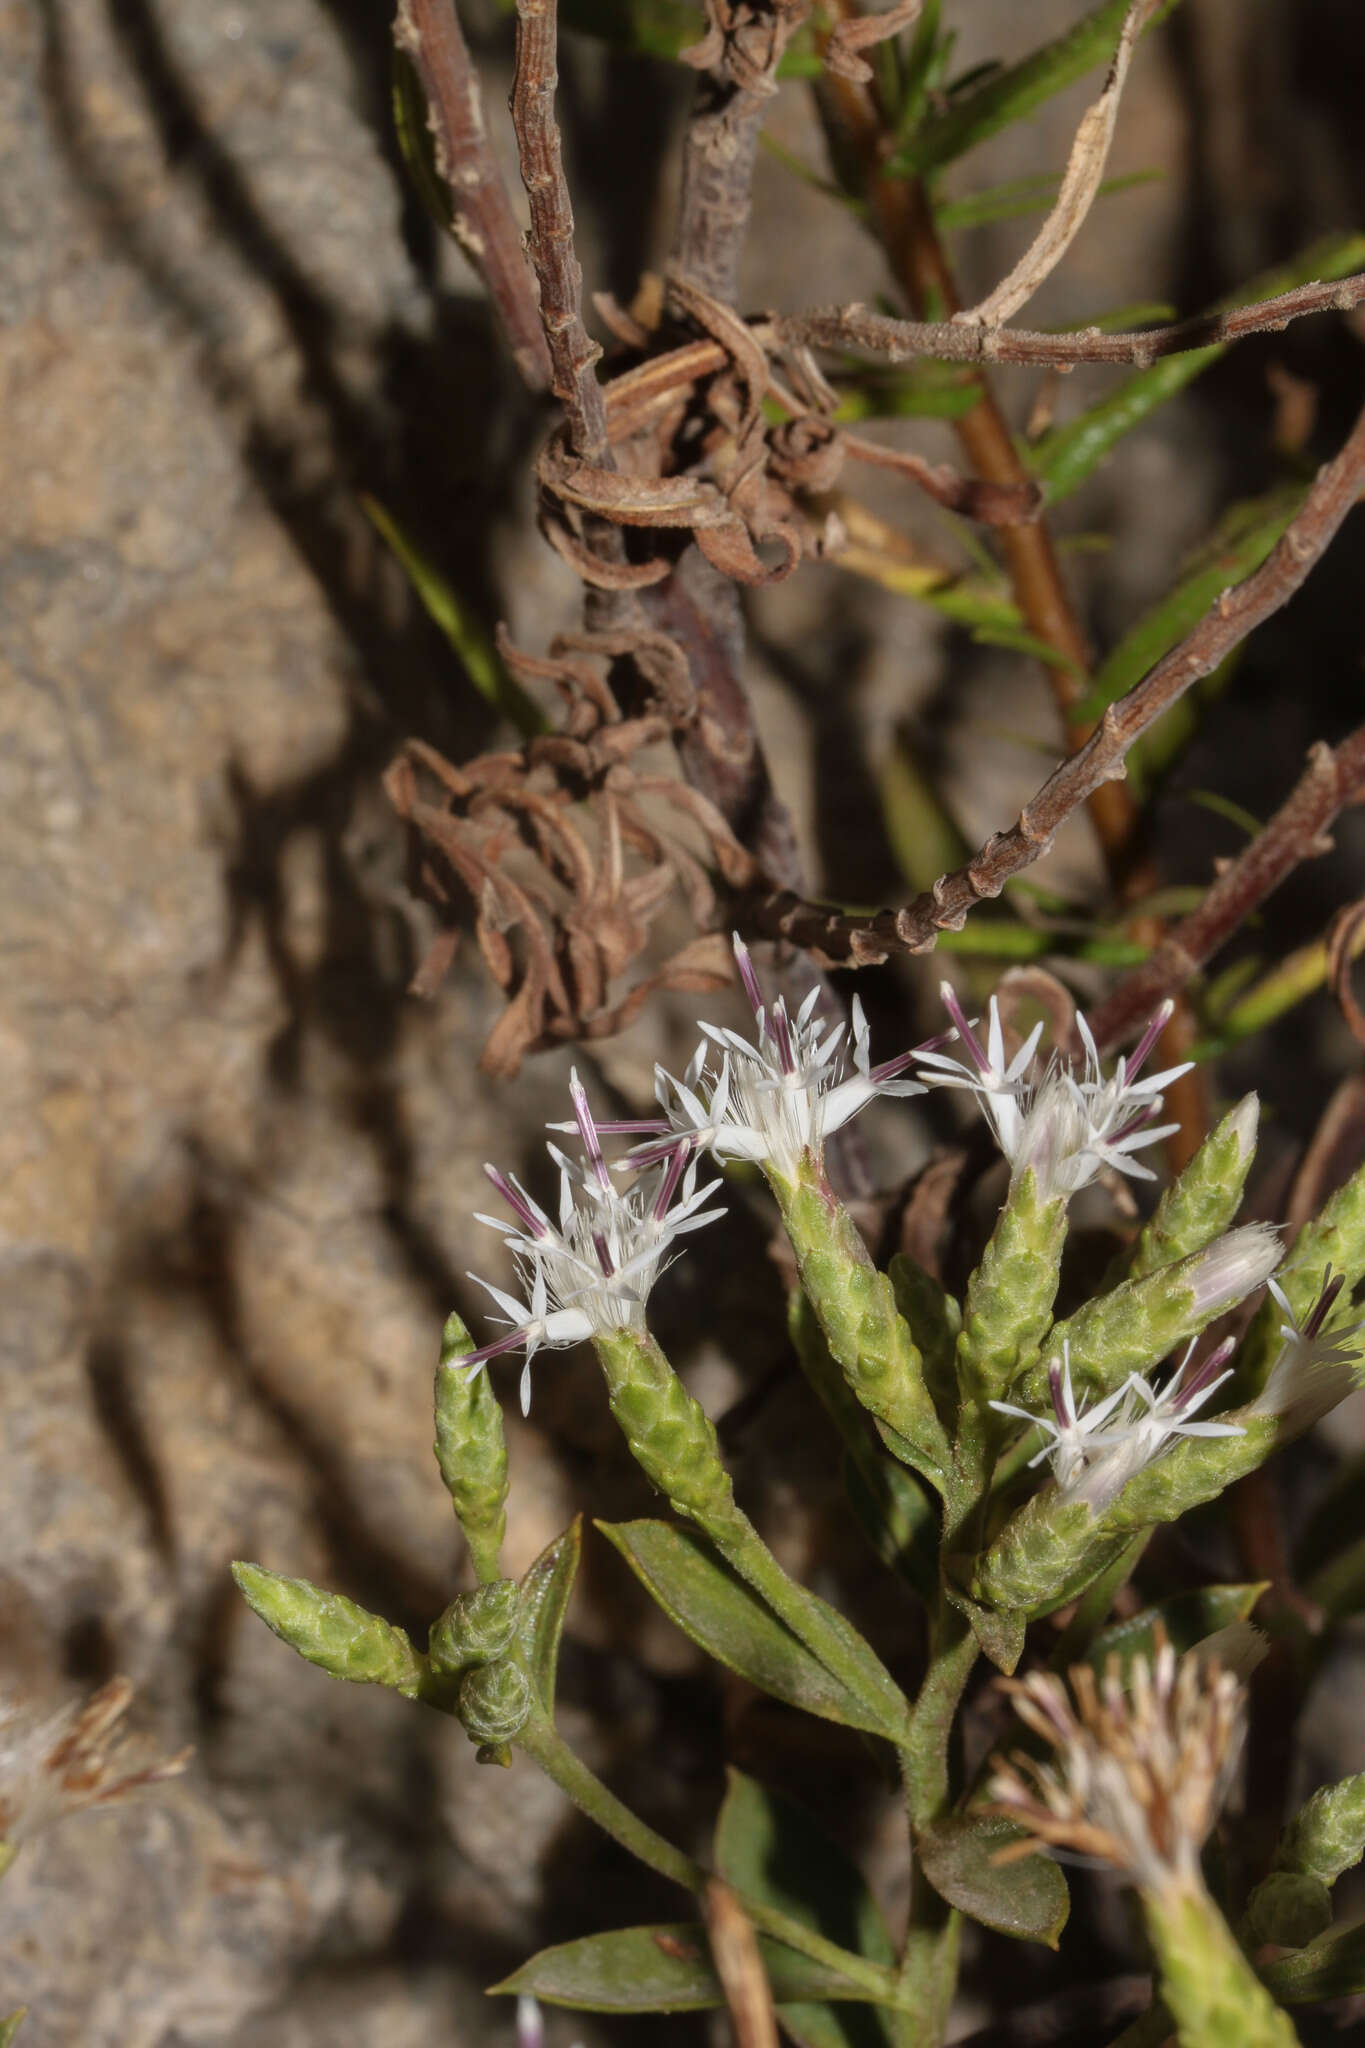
[1242,1871,1332,1950]
[232,1563,424,1697]
[772,1162,951,1491]
[1129,1095,1259,1282]
[956,1170,1066,1409]
[428,1579,519,1676]
[457,1657,533,1747]
[593,1327,738,1525]
[1274,1771,1365,1886]
[435,1312,509,1584]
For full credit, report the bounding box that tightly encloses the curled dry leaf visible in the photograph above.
[385,640,757,1076]
[1327,898,1365,1049]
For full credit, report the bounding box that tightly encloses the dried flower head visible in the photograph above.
[0,1678,189,1849]
[988,1632,1245,1894]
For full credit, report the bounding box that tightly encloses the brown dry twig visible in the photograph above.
[392,0,552,392]
[1087,723,1365,1054]
[385,641,757,1075]
[741,395,1365,967]
[776,271,1365,371]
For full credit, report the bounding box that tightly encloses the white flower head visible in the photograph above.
[989,1340,1134,1490]
[636,935,926,1182]
[918,988,1191,1201]
[465,1071,725,1413]
[1069,1335,1244,1513]
[989,1632,1246,1895]
[1254,1265,1365,1430]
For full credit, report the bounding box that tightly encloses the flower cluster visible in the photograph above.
[919,985,1190,1199]
[991,1335,1245,1512]
[464,1071,725,1413]
[0,1678,188,1849]
[989,1632,1246,1893]
[629,936,927,1183]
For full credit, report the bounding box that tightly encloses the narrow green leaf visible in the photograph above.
[0,2013,24,2047]
[1032,232,1365,505]
[517,1519,581,1711]
[1262,1921,1365,2004]
[717,1772,898,2048]
[832,362,981,423]
[491,1923,882,2011]
[392,51,453,231]
[1072,482,1306,724]
[937,169,1159,233]
[915,1815,1068,1946]
[892,0,1180,176]
[597,1520,887,1735]
[362,497,546,733]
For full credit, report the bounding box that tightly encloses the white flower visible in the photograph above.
[1254,1266,1365,1429]
[636,935,926,1181]
[465,1071,725,1413]
[989,1340,1135,1490]
[918,986,1192,1200]
[1069,1336,1244,1512]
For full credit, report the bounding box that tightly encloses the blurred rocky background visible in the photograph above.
[1,0,1363,2040]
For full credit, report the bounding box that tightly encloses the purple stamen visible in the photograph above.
[732,935,766,1022]
[1304,1267,1345,1340]
[1049,1359,1068,1430]
[628,1135,694,1171]
[1112,1101,1162,1143]
[1123,1001,1174,1086]
[592,1230,615,1277]
[869,1046,920,1085]
[570,1070,610,1189]
[462,1325,532,1369]
[484,1164,547,1240]
[770,998,796,1076]
[939,983,989,1077]
[590,1118,671,1136]
[1172,1335,1236,1410]
[652,1144,688,1220]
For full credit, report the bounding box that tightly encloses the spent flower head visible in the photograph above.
[636,935,926,1182]
[918,987,1190,1200]
[465,1070,724,1413]
[989,1632,1246,1895]
[0,1678,189,1849]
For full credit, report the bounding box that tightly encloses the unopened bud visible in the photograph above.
[1226,1092,1260,1163]
[435,1313,509,1585]
[233,1563,423,1697]
[457,1658,533,1747]
[1187,1224,1281,1317]
[428,1579,519,1676]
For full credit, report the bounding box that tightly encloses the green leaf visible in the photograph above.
[492,1922,882,2011]
[1075,1584,1268,1680]
[892,0,1180,176]
[1262,1921,1365,2004]
[1031,232,1365,505]
[915,1814,1068,1946]
[833,361,982,423]
[937,168,1160,233]
[231,1563,425,1696]
[1071,482,1306,725]
[0,2015,23,2047]
[517,1519,581,1711]
[716,1772,897,2048]
[362,497,546,733]
[391,51,452,231]
[597,1520,887,1735]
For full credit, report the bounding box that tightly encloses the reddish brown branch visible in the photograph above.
[775,270,1365,371]
[510,0,610,461]
[741,395,1365,968]
[1087,723,1365,1053]
[393,0,552,391]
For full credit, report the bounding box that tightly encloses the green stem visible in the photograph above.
[1142,1881,1301,2048]
[517,1707,908,2004]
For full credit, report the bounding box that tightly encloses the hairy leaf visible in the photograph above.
[597,1520,893,1735]
[492,1923,881,2011]
[517,1519,582,1711]
[1263,1921,1365,2004]
[916,1815,1069,1945]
